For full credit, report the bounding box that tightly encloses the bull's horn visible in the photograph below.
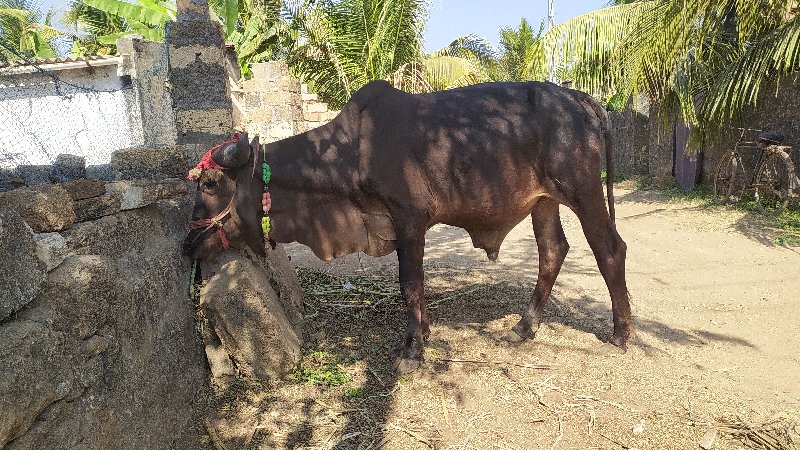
[214,132,251,168]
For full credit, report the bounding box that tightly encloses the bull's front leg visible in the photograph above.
[395,230,428,375]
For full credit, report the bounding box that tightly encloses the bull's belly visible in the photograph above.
[436,191,548,260]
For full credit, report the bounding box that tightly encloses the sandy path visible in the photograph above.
[281,188,800,449]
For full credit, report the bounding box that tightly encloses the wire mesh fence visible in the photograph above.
[0,39,146,186]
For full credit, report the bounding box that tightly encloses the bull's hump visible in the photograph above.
[346,80,398,114]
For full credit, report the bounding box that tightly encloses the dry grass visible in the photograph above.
[202,185,800,449]
[716,413,800,449]
[203,268,798,449]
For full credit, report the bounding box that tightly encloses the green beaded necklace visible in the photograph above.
[259,142,272,238]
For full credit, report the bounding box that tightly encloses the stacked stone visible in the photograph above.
[236,62,308,143]
[0,178,204,450]
[164,0,233,152]
[301,83,340,130]
[0,146,196,191]
[0,178,188,235]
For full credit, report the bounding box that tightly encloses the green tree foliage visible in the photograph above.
[219,0,298,77]
[495,18,543,81]
[65,0,174,58]
[389,34,497,93]
[64,0,143,55]
[287,0,428,108]
[65,0,293,74]
[531,0,800,130]
[0,0,63,61]
[388,18,545,94]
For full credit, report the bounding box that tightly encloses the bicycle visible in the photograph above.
[713,128,799,216]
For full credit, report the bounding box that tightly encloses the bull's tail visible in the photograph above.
[586,100,616,223]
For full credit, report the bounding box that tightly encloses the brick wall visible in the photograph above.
[232,62,338,142]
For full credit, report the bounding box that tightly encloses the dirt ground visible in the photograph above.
[212,186,800,450]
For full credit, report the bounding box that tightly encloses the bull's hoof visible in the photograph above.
[501,329,527,343]
[502,320,536,344]
[610,335,628,350]
[602,334,630,354]
[395,357,422,375]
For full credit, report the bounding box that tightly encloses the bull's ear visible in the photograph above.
[214,132,251,168]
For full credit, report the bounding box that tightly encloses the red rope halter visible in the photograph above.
[187,132,241,180]
[187,132,243,249]
[188,204,232,249]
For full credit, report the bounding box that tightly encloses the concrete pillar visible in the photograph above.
[165,0,233,149]
[116,35,177,147]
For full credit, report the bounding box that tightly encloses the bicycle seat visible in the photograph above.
[758,131,784,145]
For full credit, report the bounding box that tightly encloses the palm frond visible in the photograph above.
[532,2,656,95]
[288,0,427,108]
[703,14,800,123]
[82,0,170,28]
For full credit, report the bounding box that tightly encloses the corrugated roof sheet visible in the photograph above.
[0,54,120,70]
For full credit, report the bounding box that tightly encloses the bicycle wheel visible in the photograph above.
[754,149,794,216]
[713,151,746,204]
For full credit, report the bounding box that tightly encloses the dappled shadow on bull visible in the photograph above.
[184,80,634,375]
[182,80,647,448]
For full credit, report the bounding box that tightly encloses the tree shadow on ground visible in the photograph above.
[243,272,757,450]
[235,201,770,448]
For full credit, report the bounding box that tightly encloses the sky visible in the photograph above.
[39,0,610,50]
[423,0,609,52]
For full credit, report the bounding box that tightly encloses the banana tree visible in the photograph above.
[75,0,175,45]
[0,0,63,60]
[67,0,291,75]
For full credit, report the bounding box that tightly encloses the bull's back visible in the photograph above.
[360,82,604,225]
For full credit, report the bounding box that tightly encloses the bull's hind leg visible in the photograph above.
[505,198,570,342]
[575,198,633,349]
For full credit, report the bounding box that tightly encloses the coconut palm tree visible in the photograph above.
[495,17,543,82]
[388,33,497,93]
[63,0,127,55]
[0,0,63,61]
[531,0,800,129]
[287,0,428,108]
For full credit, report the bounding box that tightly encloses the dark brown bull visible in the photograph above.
[184,80,632,374]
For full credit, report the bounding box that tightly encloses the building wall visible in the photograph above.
[0,61,144,169]
[232,61,339,142]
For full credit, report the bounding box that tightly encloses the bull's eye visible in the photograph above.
[201,179,217,189]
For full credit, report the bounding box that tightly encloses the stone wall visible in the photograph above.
[608,97,651,177]
[0,144,306,449]
[165,4,233,149]
[301,83,339,130]
[609,75,800,185]
[0,4,306,449]
[0,175,208,449]
[233,62,338,141]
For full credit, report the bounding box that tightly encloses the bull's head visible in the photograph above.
[183,132,266,260]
